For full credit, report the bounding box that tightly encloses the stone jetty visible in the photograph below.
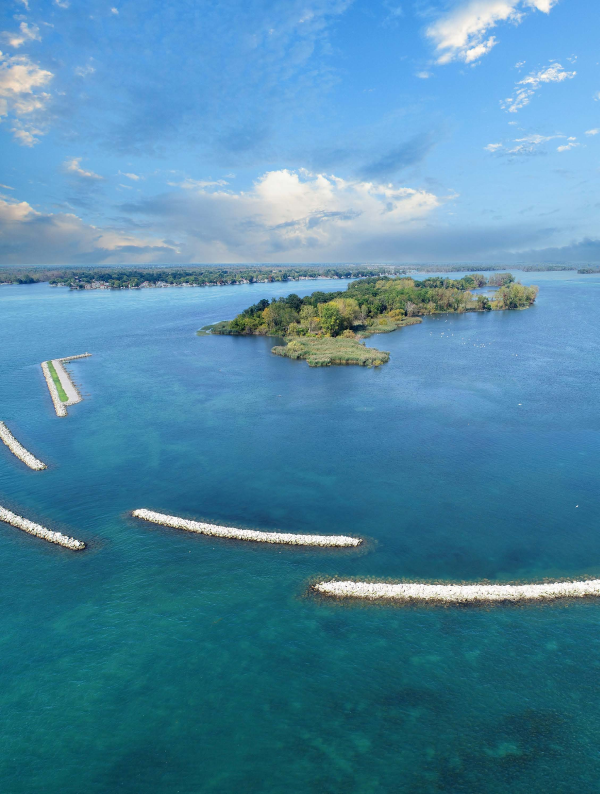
[132,509,362,547]
[0,422,46,470]
[41,353,91,416]
[313,579,600,603]
[0,505,85,550]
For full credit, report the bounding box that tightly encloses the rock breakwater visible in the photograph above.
[0,422,46,470]
[132,509,362,547]
[0,505,85,550]
[41,353,91,416]
[313,579,600,603]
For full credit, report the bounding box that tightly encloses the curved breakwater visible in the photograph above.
[41,353,91,416]
[0,505,85,550]
[132,509,362,547]
[313,579,600,603]
[0,422,46,470]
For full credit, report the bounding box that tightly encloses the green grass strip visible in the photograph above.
[47,361,69,402]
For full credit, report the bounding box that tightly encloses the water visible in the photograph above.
[1,272,600,793]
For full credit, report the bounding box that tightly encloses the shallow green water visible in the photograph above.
[1,273,600,793]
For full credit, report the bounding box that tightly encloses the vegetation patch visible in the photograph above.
[210,273,539,367]
[47,361,68,402]
[271,337,389,367]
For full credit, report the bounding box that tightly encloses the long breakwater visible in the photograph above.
[132,509,362,547]
[41,353,91,416]
[0,505,85,550]
[0,422,46,470]
[313,579,600,603]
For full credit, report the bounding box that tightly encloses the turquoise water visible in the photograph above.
[1,272,600,793]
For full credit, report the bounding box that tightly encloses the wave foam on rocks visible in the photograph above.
[132,509,362,547]
[313,579,600,603]
[0,505,85,550]
[0,422,46,470]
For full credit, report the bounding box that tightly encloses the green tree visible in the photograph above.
[319,303,344,336]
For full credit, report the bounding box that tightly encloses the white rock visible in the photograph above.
[313,579,600,603]
[0,422,46,470]
[132,509,362,547]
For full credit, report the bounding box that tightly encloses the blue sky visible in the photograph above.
[0,0,598,264]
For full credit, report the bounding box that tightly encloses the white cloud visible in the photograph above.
[585,128,599,135]
[594,92,600,102]
[416,71,432,79]
[557,138,579,152]
[64,157,103,179]
[0,196,175,264]
[0,50,53,145]
[54,0,70,8]
[167,178,229,189]
[0,170,447,264]
[125,168,444,261]
[120,171,140,181]
[502,62,576,113]
[74,64,95,77]
[426,0,559,65]
[515,60,526,68]
[16,0,30,9]
[2,23,41,49]
[485,132,569,155]
[110,7,119,14]
[0,183,14,190]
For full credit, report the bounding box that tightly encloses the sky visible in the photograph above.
[0,0,599,265]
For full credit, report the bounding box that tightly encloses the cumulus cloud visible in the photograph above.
[0,50,53,145]
[426,0,559,65]
[120,171,140,181]
[2,22,41,49]
[502,62,576,113]
[64,157,103,179]
[585,128,599,135]
[0,169,447,264]
[119,169,443,261]
[0,196,176,264]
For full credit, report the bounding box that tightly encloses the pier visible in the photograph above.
[132,509,362,547]
[313,579,600,603]
[41,353,91,416]
[0,422,46,470]
[0,505,85,550]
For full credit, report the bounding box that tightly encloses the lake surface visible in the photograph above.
[1,271,600,793]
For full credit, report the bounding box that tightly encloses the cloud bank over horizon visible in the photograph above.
[0,0,598,265]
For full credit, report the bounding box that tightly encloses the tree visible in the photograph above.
[319,303,344,336]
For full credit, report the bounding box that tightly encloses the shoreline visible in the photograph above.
[313,579,600,604]
[0,422,46,470]
[0,505,85,550]
[132,509,362,547]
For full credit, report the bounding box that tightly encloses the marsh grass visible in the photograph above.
[271,337,390,367]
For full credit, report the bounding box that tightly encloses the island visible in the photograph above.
[206,273,538,366]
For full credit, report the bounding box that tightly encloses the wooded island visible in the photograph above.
[208,273,538,367]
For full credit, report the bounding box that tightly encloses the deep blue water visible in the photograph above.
[1,272,600,793]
